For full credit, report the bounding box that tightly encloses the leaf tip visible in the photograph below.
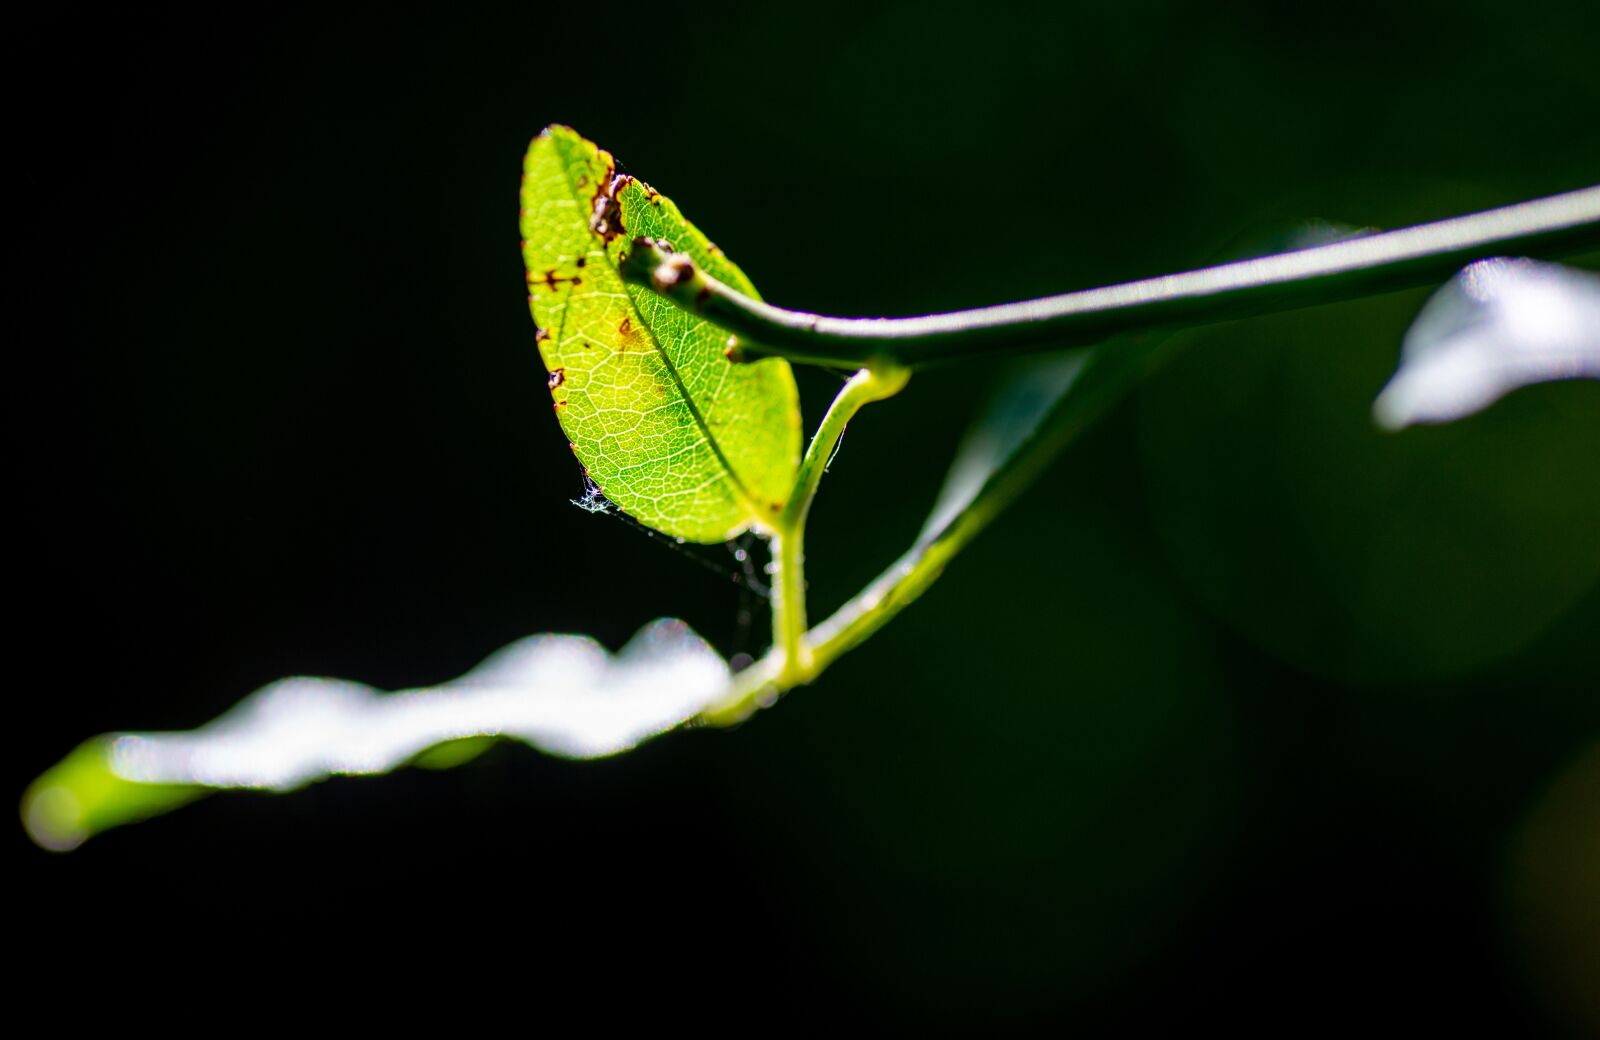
[21,739,203,852]
[22,779,89,853]
[1370,382,1416,432]
[1374,258,1600,432]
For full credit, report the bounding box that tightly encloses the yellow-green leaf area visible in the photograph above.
[520,126,801,542]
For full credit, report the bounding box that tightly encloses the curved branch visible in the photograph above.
[621,186,1600,368]
[767,361,910,685]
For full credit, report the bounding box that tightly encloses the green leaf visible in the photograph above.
[520,126,801,542]
[918,221,1380,539]
[919,336,1174,548]
[918,351,1089,545]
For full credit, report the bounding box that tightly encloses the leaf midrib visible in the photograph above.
[561,162,769,528]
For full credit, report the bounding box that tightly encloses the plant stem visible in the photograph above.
[767,525,811,686]
[693,186,1600,724]
[765,362,911,687]
[700,336,1159,726]
[807,342,1157,673]
[623,186,1600,368]
[779,363,912,534]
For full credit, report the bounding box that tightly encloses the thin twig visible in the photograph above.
[622,186,1600,368]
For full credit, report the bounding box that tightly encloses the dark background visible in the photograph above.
[12,2,1599,1030]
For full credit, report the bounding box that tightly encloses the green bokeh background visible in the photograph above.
[14,2,1598,1029]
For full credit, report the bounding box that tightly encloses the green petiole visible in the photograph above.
[765,361,910,688]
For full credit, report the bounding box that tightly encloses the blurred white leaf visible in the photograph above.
[108,618,729,790]
[1374,258,1600,430]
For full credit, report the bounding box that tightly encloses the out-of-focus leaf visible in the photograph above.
[21,619,729,851]
[921,221,1373,545]
[919,336,1176,549]
[21,743,204,853]
[521,126,801,542]
[1374,258,1600,430]
[919,352,1088,544]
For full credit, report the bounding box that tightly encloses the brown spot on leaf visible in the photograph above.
[534,325,551,343]
[589,173,634,242]
[548,367,565,389]
[530,268,582,292]
[615,314,650,354]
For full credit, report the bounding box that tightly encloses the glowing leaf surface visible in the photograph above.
[521,126,801,542]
